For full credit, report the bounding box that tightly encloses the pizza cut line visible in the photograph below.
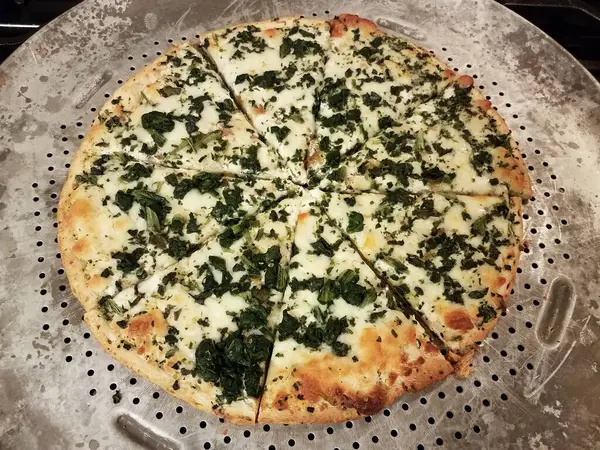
[57,14,530,424]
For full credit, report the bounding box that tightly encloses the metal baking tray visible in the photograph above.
[1,0,599,448]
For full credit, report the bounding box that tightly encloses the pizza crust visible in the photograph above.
[85,308,257,424]
[259,317,452,424]
[58,149,107,311]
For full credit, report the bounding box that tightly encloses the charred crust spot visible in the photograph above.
[445,310,475,331]
[423,341,440,354]
[274,392,289,411]
[456,74,474,88]
[341,383,388,416]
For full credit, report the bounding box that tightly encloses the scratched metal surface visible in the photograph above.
[0,0,599,449]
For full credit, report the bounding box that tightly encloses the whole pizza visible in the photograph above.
[57,14,531,425]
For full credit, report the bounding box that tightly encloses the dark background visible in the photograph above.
[0,0,599,80]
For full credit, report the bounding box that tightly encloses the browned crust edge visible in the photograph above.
[84,308,257,424]
[258,345,452,424]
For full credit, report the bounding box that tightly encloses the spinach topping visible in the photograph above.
[477,304,497,323]
[278,310,301,340]
[194,329,271,403]
[270,125,291,142]
[172,173,222,199]
[280,37,323,58]
[289,275,324,293]
[469,288,489,299]
[310,237,336,257]
[98,296,123,320]
[158,86,182,97]
[218,216,255,248]
[112,248,145,273]
[167,238,189,259]
[230,26,267,56]
[115,191,134,211]
[211,186,243,223]
[121,163,152,182]
[277,309,351,357]
[239,145,261,173]
[346,211,364,233]
[141,111,175,147]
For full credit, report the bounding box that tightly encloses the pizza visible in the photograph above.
[58,14,530,424]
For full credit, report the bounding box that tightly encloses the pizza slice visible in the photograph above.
[84,42,286,178]
[258,196,452,423]
[307,14,454,182]
[204,18,330,182]
[319,75,531,198]
[84,195,301,424]
[58,149,297,311]
[317,189,523,357]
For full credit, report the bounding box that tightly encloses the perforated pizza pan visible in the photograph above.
[1,0,599,448]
